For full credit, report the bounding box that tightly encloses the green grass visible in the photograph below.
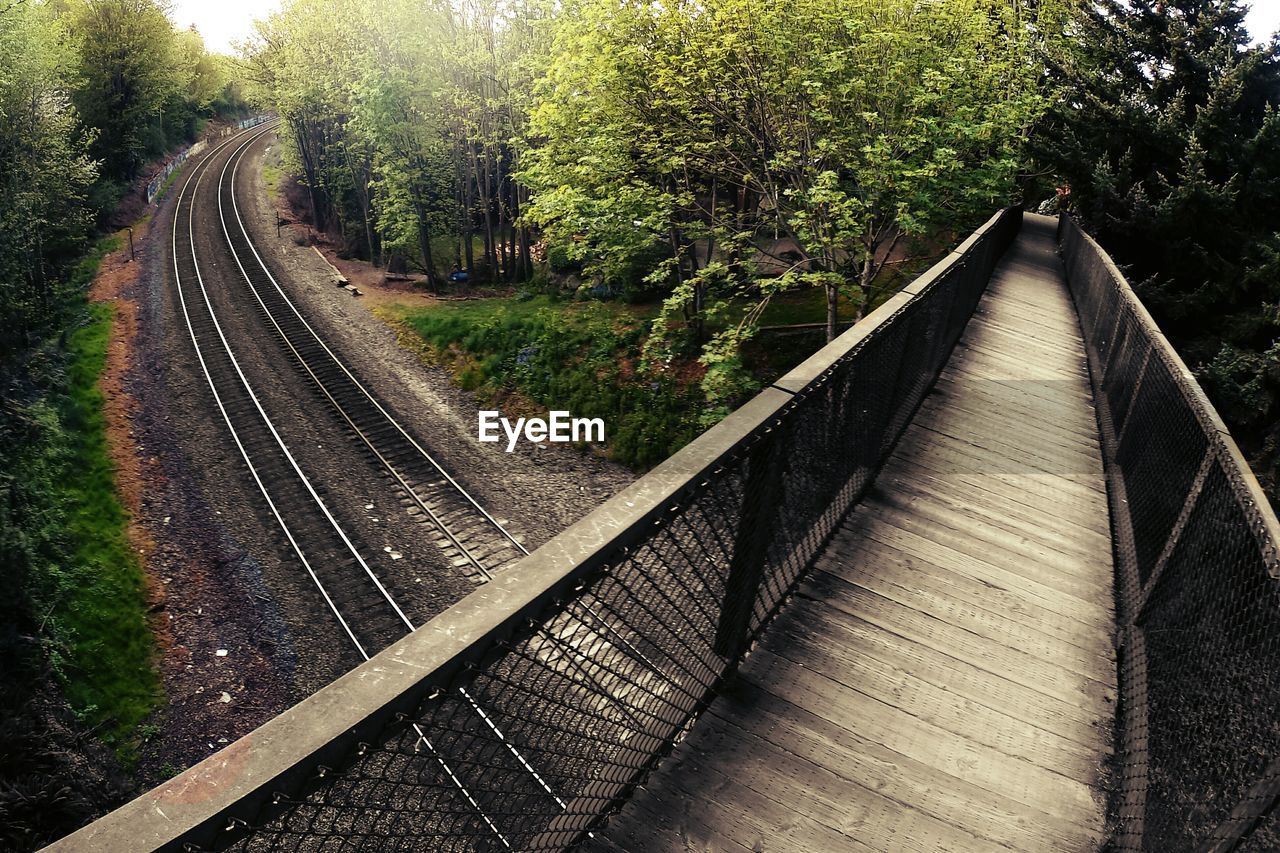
[261,161,284,198]
[754,287,860,327]
[386,295,702,469]
[386,252,948,467]
[48,300,160,761]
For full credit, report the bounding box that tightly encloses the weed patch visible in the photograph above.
[388,296,703,469]
[48,303,160,759]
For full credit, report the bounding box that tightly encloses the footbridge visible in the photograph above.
[52,212,1280,852]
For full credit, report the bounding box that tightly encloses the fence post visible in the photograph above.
[715,423,788,660]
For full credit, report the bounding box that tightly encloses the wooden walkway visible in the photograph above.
[588,214,1117,852]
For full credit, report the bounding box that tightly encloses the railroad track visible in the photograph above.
[217,130,527,585]
[175,128,560,845]
[173,125,414,659]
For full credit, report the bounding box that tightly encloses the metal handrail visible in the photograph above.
[1059,214,1280,852]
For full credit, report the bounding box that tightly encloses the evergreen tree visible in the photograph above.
[1040,0,1280,497]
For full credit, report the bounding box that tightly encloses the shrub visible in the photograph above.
[398,296,702,469]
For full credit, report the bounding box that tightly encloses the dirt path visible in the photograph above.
[249,132,634,542]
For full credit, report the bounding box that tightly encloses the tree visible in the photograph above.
[0,0,98,361]
[66,0,183,181]
[524,0,1051,415]
[246,0,545,281]
[1039,0,1280,498]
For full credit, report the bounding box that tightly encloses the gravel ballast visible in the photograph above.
[125,128,634,786]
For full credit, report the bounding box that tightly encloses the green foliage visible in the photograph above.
[392,297,702,468]
[0,285,159,757]
[50,303,161,755]
[247,0,547,281]
[60,0,253,212]
[67,0,184,181]
[0,278,155,847]
[1039,0,1280,500]
[523,0,1056,411]
[0,0,99,364]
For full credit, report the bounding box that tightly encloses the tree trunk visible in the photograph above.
[858,253,875,322]
[518,185,533,281]
[473,144,494,278]
[826,281,839,343]
[293,118,322,230]
[462,144,475,273]
[451,142,462,268]
[413,194,438,290]
[504,171,516,281]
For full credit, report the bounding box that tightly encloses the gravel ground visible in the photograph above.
[130,139,303,788]
[125,129,634,787]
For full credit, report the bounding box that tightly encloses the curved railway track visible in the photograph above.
[218,133,527,584]
[173,125,413,659]
[173,127,556,844]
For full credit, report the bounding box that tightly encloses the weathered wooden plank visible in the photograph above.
[896,423,1101,478]
[672,708,1014,853]
[920,384,1101,444]
[876,468,1111,558]
[597,214,1115,853]
[769,590,1113,730]
[819,534,1112,651]
[704,680,1104,851]
[886,454,1109,534]
[632,746,882,853]
[957,336,1088,371]
[957,326,1086,361]
[918,417,1102,473]
[853,501,1111,608]
[849,515,1113,632]
[740,643,1106,820]
[582,778,753,853]
[888,434,1105,500]
[878,492,1109,589]
[805,562,1109,674]
[922,389,1099,444]
[755,618,1109,770]
[918,408,1102,466]
[947,341,1094,379]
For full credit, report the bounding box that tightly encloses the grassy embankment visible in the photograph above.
[10,236,160,762]
[380,286,867,469]
[383,296,699,468]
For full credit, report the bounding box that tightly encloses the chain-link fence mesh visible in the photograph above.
[62,209,1020,853]
[1060,215,1280,852]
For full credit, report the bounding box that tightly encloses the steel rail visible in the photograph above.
[198,122,560,840]
[177,126,519,844]
[217,129,563,836]
[176,125,414,642]
[219,133,526,583]
[171,126,377,656]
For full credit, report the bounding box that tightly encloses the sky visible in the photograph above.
[170,0,281,55]
[173,0,1280,57]
[1248,2,1280,43]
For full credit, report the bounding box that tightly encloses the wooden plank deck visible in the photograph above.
[587,214,1117,852]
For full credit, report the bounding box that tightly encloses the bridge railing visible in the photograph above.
[53,208,1022,853]
[1060,215,1280,852]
